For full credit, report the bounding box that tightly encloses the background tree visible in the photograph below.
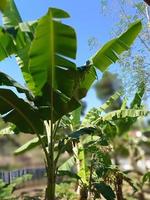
[99,0,150,98]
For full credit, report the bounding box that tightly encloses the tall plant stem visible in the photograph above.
[37,132,49,164]
[88,154,95,199]
[46,93,56,200]
[115,174,123,200]
[45,118,62,199]
[45,120,56,200]
[46,13,56,198]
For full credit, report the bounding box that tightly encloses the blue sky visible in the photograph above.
[0,0,123,112]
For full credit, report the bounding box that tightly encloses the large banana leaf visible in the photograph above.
[35,68,96,121]
[14,31,34,90]
[14,136,46,155]
[35,87,81,122]
[0,89,44,134]
[0,71,33,100]
[28,7,76,96]
[98,109,149,122]
[27,8,97,120]
[1,0,34,87]
[92,21,142,72]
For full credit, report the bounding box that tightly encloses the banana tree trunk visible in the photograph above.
[45,159,56,200]
[44,122,56,200]
[115,174,123,200]
[78,185,88,200]
[45,177,56,200]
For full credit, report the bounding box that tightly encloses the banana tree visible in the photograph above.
[0,0,142,199]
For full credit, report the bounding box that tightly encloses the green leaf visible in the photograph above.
[0,89,44,134]
[121,97,128,110]
[15,34,34,90]
[130,82,145,108]
[18,21,37,33]
[2,0,22,28]
[34,64,96,120]
[6,7,97,121]
[28,7,77,96]
[1,1,34,89]
[0,27,15,61]
[102,122,118,139]
[59,156,75,171]
[71,106,82,128]
[27,7,92,120]
[100,109,149,122]
[74,64,97,99]
[95,152,112,178]
[69,127,96,141]
[57,170,80,180]
[35,86,81,122]
[14,136,46,155]
[92,20,142,72]
[0,71,33,100]
[99,91,122,112]
[74,65,97,100]
[94,182,116,200]
[142,171,150,185]
[82,91,122,126]
[0,0,8,12]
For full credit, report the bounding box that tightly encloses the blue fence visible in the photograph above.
[0,167,46,184]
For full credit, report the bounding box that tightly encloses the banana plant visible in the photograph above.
[0,0,142,199]
[58,84,149,200]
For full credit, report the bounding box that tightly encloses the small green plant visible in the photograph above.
[0,174,32,200]
[56,183,77,200]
